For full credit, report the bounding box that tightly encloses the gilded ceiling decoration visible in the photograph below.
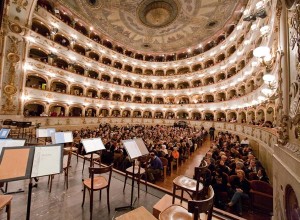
[58,0,244,53]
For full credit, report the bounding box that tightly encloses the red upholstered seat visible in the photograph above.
[249,180,273,214]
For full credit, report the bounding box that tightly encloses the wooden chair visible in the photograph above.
[172,161,208,204]
[82,164,113,220]
[123,156,148,198]
[82,152,101,173]
[64,143,79,162]
[0,195,13,220]
[160,157,168,181]
[159,186,215,220]
[48,149,72,192]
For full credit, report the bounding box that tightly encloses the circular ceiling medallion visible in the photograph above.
[9,23,23,34]
[138,0,179,28]
[7,53,20,63]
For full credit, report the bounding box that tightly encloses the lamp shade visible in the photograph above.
[262,88,273,96]
[263,74,275,82]
[253,46,270,58]
[260,25,270,35]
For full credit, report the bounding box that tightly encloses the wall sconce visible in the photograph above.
[253,46,275,72]
[262,73,276,89]
[51,27,58,35]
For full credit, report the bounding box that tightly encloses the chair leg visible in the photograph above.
[49,175,54,192]
[6,202,11,220]
[82,186,86,207]
[137,174,140,198]
[145,173,148,193]
[123,172,128,193]
[180,190,184,203]
[99,190,102,201]
[82,159,86,173]
[107,188,110,213]
[172,185,176,204]
[90,189,93,220]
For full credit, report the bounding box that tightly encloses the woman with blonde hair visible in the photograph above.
[228,170,250,216]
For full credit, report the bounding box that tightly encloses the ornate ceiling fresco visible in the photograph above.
[58,0,245,53]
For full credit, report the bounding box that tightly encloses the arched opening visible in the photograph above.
[124,65,132,72]
[113,61,122,69]
[29,48,48,63]
[134,68,143,74]
[54,34,70,47]
[113,77,122,85]
[177,67,189,74]
[99,108,109,117]
[177,111,189,119]
[192,112,201,120]
[49,104,65,117]
[285,185,299,220]
[145,97,153,103]
[100,91,110,99]
[145,69,153,75]
[101,74,111,82]
[228,112,237,122]
[204,94,214,103]
[144,83,153,89]
[53,57,68,69]
[88,51,100,61]
[112,93,121,101]
[124,80,132,87]
[70,85,84,96]
[50,81,67,93]
[85,108,96,117]
[88,70,98,79]
[74,22,88,36]
[156,83,164,89]
[24,103,45,116]
[90,32,101,43]
[154,97,164,104]
[216,92,226,101]
[31,20,50,37]
[154,111,163,118]
[26,75,47,90]
[134,81,142,88]
[155,70,164,76]
[73,44,86,55]
[122,109,131,117]
[177,52,188,60]
[166,54,176,61]
[124,94,132,102]
[73,64,84,75]
[239,111,247,123]
[192,80,202,87]
[133,110,142,117]
[115,45,123,54]
[37,0,54,13]
[166,69,175,76]
[166,83,175,90]
[69,106,82,117]
[87,88,98,98]
[166,111,175,119]
[103,40,113,49]
[192,64,202,71]
[102,57,112,66]
[177,81,189,89]
[216,111,226,121]
[204,112,214,121]
[111,109,121,117]
[133,96,142,103]
[248,111,255,124]
[143,110,152,118]
[178,96,190,104]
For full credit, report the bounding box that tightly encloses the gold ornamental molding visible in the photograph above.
[1,36,22,113]
[12,0,29,13]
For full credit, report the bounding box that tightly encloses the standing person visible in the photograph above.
[209,126,216,141]
[146,151,163,183]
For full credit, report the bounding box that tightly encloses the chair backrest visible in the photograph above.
[188,185,215,220]
[248,172,258,180]
[160,157,168,166]
[250,180,273,195]
[3,119,12,126]
[89,164,113,189]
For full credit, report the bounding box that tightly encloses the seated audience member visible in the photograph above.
[146,151,163,183]
[228,170,250,216]
[240,137,249,146]
[212,169,228,209]
[257,168,270,183]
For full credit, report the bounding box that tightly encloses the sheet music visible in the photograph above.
[36,128,56,138]
[122,139,142,160]
[0,129,10,139]
[135,138,149,156]
[82,138,106,153]
[52,132,73,144]
[31,145,62,178]
[0,139,26,154]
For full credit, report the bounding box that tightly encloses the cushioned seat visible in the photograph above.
[250,180,273,214]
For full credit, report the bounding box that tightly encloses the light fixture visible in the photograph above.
[253,46,275,72]
[263,73,276,90]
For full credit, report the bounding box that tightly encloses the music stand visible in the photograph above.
[0,128,10,139]
[27,144,64,220]
[36,128,56,144]
[81,138,106,168]
[115,138,149,211]
[0,139,26,194]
